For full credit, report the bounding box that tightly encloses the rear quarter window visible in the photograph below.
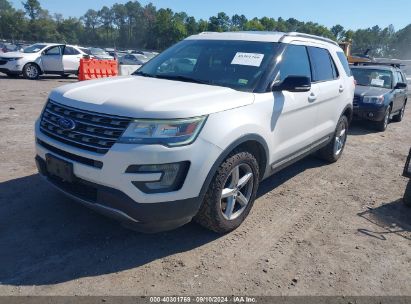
[336,52,352,76]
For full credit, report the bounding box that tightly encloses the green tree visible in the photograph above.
[22,0,41,20]
[331,24,345,41]
[208,12,231,32]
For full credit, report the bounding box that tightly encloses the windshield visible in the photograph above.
[23,44,47,53]
[135,40,279,91]
[352,68,393,89]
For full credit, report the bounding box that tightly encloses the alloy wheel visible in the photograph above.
[334,120,347,156]
[26,65,38,79]
[220,163,254,221]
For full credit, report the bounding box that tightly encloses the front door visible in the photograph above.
[268,44,318,165]
[41,45,64,73]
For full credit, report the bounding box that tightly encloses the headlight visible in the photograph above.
[7,57,23,61]
[362,96,385,105]
[118,116,207,146]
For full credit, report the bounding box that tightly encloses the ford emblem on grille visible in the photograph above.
[57,117,76,130]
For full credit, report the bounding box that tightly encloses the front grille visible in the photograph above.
[40,100,132,154]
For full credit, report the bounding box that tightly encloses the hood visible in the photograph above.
[49,76,255,119]
[354,85,391,97]
[0,51,25,58]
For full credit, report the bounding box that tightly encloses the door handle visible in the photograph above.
[308,93,317,102]
[339,85,345,93]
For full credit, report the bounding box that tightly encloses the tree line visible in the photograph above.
[0,0,410,59]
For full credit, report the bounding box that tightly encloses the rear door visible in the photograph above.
[307,46,346,141]
[63,46,83,73]
[41,45,64,72]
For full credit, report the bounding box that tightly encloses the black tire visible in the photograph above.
[392,103,406,122]
[375,106,391,131]
[404,180,411,207]
[22,63,40,80]
[194,150,260,233]
[317,115,348,163]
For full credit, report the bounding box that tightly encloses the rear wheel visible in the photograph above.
[375,106,391,131]
[392,103,406,122]
[317,115,348,163]
[404,180,411,207]
[195,150,260,233]
[23,63,40,80]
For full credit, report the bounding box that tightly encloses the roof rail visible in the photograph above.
[281,32,339,46]
[353,61,403,68]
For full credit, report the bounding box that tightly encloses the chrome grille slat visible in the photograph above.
[42,117,118,141]
[44,109,125,131]
[40,100,132,154]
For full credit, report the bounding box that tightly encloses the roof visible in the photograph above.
[186,31,339,47]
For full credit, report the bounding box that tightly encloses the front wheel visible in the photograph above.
[23,63,40,80]
[375,107,391,131]
[194,150,260,233]
[317,115,348,163]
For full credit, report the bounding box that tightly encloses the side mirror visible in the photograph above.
[395,82,407,89]
[272,76,311,92]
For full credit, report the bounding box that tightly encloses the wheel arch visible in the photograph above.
[341,104,353,124]
[198,134,269,200]
[23,62,43,75]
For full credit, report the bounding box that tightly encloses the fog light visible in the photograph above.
[127,162,190,193]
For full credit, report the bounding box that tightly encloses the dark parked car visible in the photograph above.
[404,148,411,206]
[351,63,408,131]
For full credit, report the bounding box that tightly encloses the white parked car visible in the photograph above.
[79,47,114,60]
[119,53,149,66]
[0,43,87,79]
[34,32,355,233]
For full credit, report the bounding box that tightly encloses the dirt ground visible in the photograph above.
[0,74,410,296]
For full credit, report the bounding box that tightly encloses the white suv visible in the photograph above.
[0,43,87,79]
[34,32,355,233]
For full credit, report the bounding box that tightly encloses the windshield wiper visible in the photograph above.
[154,75,211,85]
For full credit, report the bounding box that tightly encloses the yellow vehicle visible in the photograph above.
[339,41,372,64]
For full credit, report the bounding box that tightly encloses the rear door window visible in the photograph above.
[278,45,311,81]
[308,47,337,82]
[64,46,80,55]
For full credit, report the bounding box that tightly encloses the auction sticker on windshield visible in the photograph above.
[371,78,385,87]
[231,52,265,67]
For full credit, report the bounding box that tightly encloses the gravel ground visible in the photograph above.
[0,74,410,296]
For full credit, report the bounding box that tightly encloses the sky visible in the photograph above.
[9,0,411,31]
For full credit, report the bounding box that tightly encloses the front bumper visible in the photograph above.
[34,120,223,232]
[353,106,387,122]
[0,60,23,74]
[36,156,200,232]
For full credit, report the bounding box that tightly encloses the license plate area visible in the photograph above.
[46,154,74,182]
